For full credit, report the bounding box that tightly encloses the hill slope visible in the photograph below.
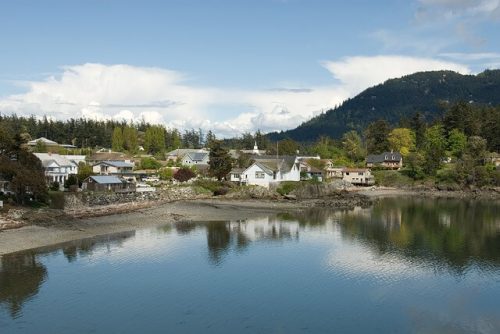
[267,69,500,142]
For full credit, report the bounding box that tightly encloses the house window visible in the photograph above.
[255,171,265,179]
[358,172,363,176]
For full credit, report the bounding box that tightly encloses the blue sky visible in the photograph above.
[1,0,499,137]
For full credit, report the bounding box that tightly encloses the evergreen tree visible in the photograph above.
[364,119,390,154]
[205,130,217,149]
[208,141,233,181]
[342,131,364,162]
[111,127,124,151]
[144,125,166,154]
[123,125,138,152]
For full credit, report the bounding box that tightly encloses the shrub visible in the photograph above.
[276,181,299,196]
[159,168,174,181]
[372,170,413,187]
[64,175,78,189]
[49,181,60,191]
[140,157,162,170]
[174,167,196,182]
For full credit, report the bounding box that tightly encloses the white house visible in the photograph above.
[240,157,300,188]
[229,168,245,182]
[34,153,79,187]
[342,168,375,186]
[93,161,134,176]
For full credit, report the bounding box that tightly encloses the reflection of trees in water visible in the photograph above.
[174,218,299,265]
[338,197,500,273]
[0,252,47,318]
[0,230,136,319]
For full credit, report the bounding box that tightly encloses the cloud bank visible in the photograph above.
[0,56,470,138]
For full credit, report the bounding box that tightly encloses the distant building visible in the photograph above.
[92,161,134,176]
[342,168,374,186]
[182,151,210,166]
[166,149,208,162]
[229,168,245,182]
[27,137,58,147]
[88,151,133,165]
[33,153,79,188]
[82,175,128,192]
[240,142,267,156]
[298,161,323,181]
[27,137,76,150]
[240,156,300,188]
[366,151,403,170]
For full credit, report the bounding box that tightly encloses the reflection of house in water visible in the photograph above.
[61,231,136,262]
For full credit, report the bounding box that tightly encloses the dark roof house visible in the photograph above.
[366,151,403,170]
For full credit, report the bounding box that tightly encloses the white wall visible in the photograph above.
[242,164,274,188]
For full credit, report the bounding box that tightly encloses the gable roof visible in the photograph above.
[34,153,73,167]
[94,160,134,168]
[89,152,131,162]
[254,156,297,174]
[27,137,58,146]
[166,148,208,158]
[186,152,208,161]
[88,175,123,184]
[366,152,402,163]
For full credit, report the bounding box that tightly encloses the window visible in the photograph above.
[358,172,363,176]
[255,171,265,179]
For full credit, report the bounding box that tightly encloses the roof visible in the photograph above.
[88,175,123,184]
[366,152,402,163]
[95,160,134,168]
[166,148,208,157]
[186,152,208,161]
[34,153,73,167]
[254,156,297,173]
[230,168,245,173]
[343,168,370,173]
[89,152,130,161]
[27,137,58,146]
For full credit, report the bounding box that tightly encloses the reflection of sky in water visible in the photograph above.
[1,198,499,333]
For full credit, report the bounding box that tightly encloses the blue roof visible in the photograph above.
[89,176,123,184]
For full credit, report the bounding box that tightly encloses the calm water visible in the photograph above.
[1,197,499,333]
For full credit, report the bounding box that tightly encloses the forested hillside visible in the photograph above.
[268,69,500,142]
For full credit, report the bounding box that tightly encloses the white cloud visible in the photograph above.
[321,55,470,96]
[0,57,470,138]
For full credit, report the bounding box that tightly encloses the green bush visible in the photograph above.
[193,179,233,195]
[276,181,300,195]
[372,170,414,187]
[140,157,162,170]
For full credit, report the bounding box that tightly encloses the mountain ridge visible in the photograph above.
[267,69,500,142]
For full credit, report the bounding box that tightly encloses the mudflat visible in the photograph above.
[0,199,304,255]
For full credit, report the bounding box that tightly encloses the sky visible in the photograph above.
[0,0,499,138]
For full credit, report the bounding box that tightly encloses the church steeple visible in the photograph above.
[253,141,259,154]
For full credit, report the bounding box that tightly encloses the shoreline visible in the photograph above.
[0,199,305,256]
[1,188,499,256]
